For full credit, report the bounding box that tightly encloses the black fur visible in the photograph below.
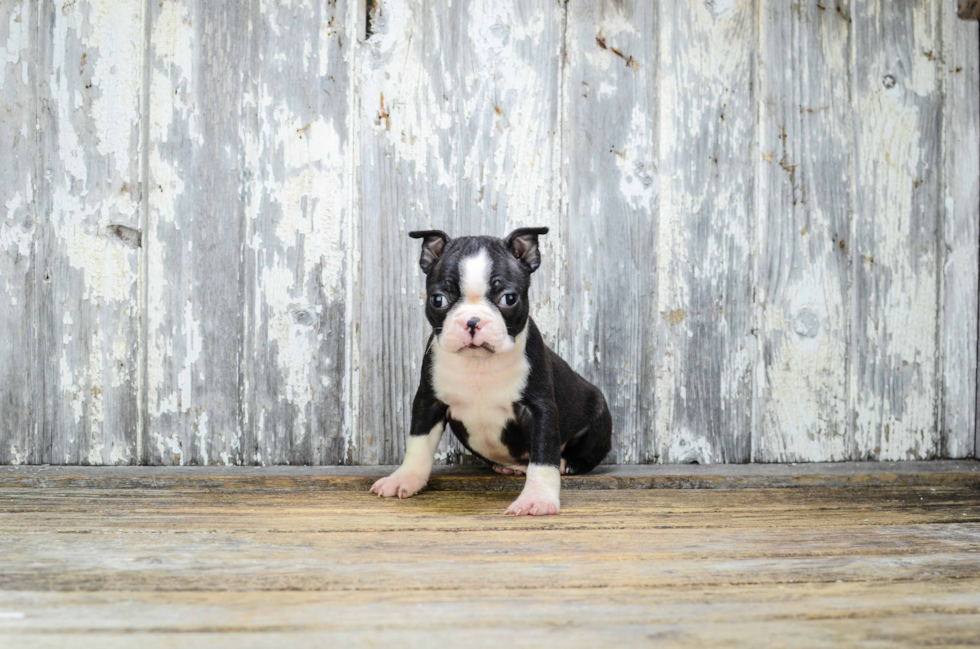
[406,229,612,475]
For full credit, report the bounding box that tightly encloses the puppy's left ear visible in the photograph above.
[505,227,549,272]
[408,230,450,273]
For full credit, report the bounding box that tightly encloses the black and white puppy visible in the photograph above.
[370,228,612,515]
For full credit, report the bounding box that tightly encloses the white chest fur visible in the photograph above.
[429,333,529,464]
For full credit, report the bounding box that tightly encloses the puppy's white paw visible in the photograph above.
[505,464,561,516]
[370,470,428,499]
[504,491,560,516]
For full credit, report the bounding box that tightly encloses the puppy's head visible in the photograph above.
[409,227,548,356]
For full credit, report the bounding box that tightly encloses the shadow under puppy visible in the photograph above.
[371,228,612,515]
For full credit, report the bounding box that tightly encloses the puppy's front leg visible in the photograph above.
[371,387,447,499]
[505,401,562,516]
[370,423,444,498]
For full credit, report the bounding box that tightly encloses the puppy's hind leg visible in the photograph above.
[561,395,612,476]
[492,464,527,476]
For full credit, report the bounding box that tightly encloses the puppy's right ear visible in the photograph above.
[408,230,450,273]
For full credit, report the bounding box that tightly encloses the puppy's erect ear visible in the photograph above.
[504,227,549,272]
[408,230,450,273]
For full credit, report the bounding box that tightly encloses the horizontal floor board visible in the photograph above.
[1,461,978,491]
[2,468,979,646]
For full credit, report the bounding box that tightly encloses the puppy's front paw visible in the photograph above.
[370,470,428,499]
[504,490,560,516]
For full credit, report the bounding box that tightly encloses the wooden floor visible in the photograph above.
[1,462,979,647]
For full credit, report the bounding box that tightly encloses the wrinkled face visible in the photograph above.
[409,229,547,356]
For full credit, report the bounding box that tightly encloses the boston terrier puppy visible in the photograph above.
[370,227,612,515]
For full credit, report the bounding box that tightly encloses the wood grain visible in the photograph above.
[143,0,249,465]
[354,0,460,465]
[34,0,144,464]
[942,0,979,458]
[0,0,37,465]
[1,1,979,466]
[240,0,352,465]
[455,0,565,352]
[562,0,658,464]
[851,0,943,460]
[1,460,978,491]
[656,0,755,463]
[1,478,979,646]
[354,0,564,465]
[755,0,852,461]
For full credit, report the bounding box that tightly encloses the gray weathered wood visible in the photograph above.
[143,0,248,465]
[1,0,979,466]
[0,0,37,465]
[655,0,755,463]
[851,0,943,460]
[240,0,352,465]
[33,0,144,464]
[454,0,565,459]
[454,0,565,352]
[562,0,657,464]
[943,1,979,458]
[755,0,852,461]
[355,0,564,465]
[354,0,460,465]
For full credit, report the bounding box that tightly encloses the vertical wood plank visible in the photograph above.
[453,0,565,465]
[851,0,943,460]
[755,0,852,461]
[562,0,657,464]
[356,0,565,465]
[144,1,248,465]
[655,0,755,464]
[34,0,144,464]
[355,0,460,464]
[0,0,37,465]
[241,0,351,465]
[942,5,979,458]
[455,0,565,352]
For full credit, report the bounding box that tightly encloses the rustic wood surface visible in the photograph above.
[944,0,980,459]
[240,0,352,466]
[0,0,37,466]
[2,460,979,490]
[0,0,978,466]
[1,467,979,646]
[755,0,852,461]
[851,0,943,461]
[562,0,658,464]
[655,0,755,464]
[32,0,144,465]
[143,0,251,467]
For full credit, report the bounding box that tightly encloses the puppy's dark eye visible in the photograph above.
[498,292,519,307]
[429,294,448,309]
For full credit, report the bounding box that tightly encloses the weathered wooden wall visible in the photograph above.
[0,0,977,465]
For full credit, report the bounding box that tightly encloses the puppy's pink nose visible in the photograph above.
[465,317,481,336]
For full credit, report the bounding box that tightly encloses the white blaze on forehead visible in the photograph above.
[460,249,491,301]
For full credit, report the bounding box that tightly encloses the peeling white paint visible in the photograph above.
[109,443,129,465]
[177,297,201,415]
[85,0,143,174]
[8,446,25,465]
[1,7,31,89]
[2,0,977,467]
[195,410,209,465]
[656,0,754,463]
[1,191,34,260]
